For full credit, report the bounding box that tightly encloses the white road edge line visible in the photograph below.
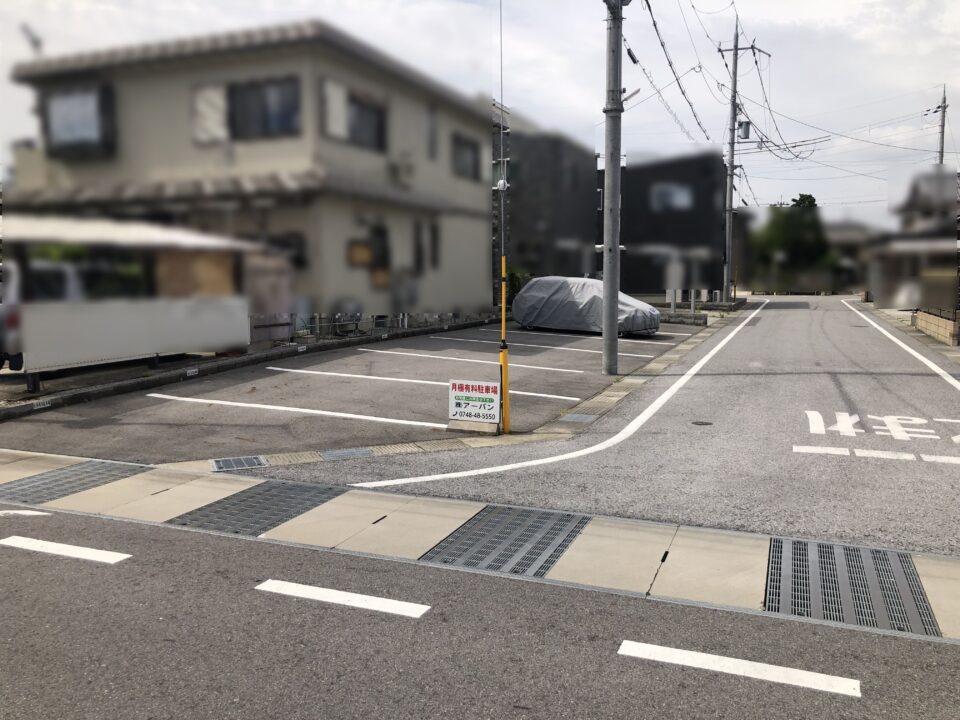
[0,510,51,517]
[146,393,447,429]
[255,579,430,618]
[432,336,653,358]
[0,535,130,564]
[352,300,769,488]
[921,454,960,465]
[793,445,850,456]
[265,367,581,402]
[842,299,960,393]
[617,640,861,698]
[355,347,584,373]
[853,449,916,460]
[478,327,681,344]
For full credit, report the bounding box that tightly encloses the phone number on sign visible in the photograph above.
[451,411,498,421]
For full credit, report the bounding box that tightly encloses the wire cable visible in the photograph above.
[639,1,711,140]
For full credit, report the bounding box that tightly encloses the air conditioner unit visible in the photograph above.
[388,153,415,189]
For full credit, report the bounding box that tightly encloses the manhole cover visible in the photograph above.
[764,538,940,636]
[420,505,589,578]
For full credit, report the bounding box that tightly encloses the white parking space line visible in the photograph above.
[921,454,960,465]
[0,536,131,564]
[266,367,581,402]
[617,640,861,698]
[793,445,850,456]
[255,579,430,618]
[429,336,653,358]
[853,449,915,460]
[0,510,51,517]
[146,393,447,428]
[354,299,770,488]
[842,299,960,393]
[479,328,676,345]
[355,348,584,374]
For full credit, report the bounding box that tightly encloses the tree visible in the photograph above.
[790,193,818,209]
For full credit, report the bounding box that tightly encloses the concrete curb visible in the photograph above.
[0,318,499,423]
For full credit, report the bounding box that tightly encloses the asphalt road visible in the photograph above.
[0,322,691,464]
[2,508,958,720]
[248,296,960,556]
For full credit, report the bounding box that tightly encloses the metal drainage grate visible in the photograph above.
[211,456,267,472]
[420,505,589,578]
[0,460,150,504]
[764,538,941,636]
[167,481,346,536]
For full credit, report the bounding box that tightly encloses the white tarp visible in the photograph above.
[512,276,660,335]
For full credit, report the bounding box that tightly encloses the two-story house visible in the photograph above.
[6,19,494,318]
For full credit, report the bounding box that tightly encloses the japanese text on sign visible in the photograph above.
[449,379,501,424]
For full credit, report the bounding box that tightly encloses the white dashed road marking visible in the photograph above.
[266,367,581,401]
[617,640,861,698]
[255,579,430,618]
[355,348,584,373]
[0,536,131,564]
[428,336,653,358]
[146,393,447,428]
[921,454,960,465]
[853,449,915,461]
[792,445,850,456]
[0,510,51,517]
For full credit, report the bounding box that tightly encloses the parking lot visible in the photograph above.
[0,320,699,465]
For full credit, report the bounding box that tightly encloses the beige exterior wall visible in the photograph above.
[13,39,494,316]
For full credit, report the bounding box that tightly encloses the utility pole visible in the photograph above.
[937,84,947,165]
[720,19,739,304]
[601,0,628,375]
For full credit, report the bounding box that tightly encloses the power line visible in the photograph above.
[675,0,727,105]
[622,37,696,142]
[639,1,711,140]
[736,91,937,152]
[691,1,735,16]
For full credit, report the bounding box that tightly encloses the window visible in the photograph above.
[193,85,228,144]
[348,96,387,152]
[426,106,438,160]
[228,77,300,140]
[44,86,116,159]
[452,134,481,180]
[650,182,695,212]
[429,222,441,269]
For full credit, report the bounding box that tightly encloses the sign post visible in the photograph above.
[446,379,501,435]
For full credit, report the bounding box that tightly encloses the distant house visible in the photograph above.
[823,220,880,288]
[867,170,958,315]
[6,20,494,319]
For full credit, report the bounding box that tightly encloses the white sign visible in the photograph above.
[448,379,501,425]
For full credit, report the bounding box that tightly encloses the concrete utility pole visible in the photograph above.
[601,0,629,375]
[937,84,947,165]
[721,19,739,304]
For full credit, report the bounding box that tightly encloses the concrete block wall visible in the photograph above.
[916,311,960,346]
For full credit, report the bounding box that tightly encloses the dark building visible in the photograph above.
[507,130,598,278]
[616,151,727,297]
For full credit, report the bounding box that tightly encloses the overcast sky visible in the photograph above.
[2,0,958,228]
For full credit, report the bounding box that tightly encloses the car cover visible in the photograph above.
[512,276,660,334]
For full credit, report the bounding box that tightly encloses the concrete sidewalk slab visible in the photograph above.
[0,456,85,485]
[0,450,41,466]
[260,490,412,546]
[335,497,484,559]
[45,468,198,513]
[650,526,769,610]
[913,554,960,640]
[108,474,262,522]
[545,517,675,593]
